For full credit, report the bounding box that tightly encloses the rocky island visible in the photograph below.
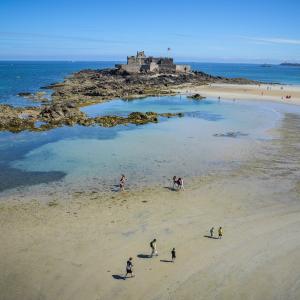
[0,51,258,133]
[280,62,300,67]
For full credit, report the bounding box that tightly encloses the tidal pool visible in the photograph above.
[0,96,284,194]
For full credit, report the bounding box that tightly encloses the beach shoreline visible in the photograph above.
[176,83,300,105]
[1,110,300,300]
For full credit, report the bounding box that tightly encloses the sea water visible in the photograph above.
[1,61,300,107]
[1,61,300,195]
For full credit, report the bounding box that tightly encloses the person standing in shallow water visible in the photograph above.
[125,257,134,279]
[178,177,184,190]
[218,226,223,239]
[119,174,126,192]
[172,176,177,190]
[150,239,158,257]
[171,248,176,262]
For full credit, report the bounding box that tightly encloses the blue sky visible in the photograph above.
[0,0,299,62]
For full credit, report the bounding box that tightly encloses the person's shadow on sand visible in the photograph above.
[112,274,125,280]
[204,235,219,239]
[160,259,173,263]
[164,186,177,192]
[137,254,151,259]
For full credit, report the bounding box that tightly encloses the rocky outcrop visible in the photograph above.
[93,112,183,127]
[0,103,184,132]
[187,93,206,100]
[0,105,39,132]
[39,102,85,122]
[41,68,258,106]
[3,67,259,133]
[17,91,49,103]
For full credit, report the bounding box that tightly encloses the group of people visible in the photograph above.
[118,175,223,280]
[210,226,223,239]
[172,176,184,190]
[124,239,176,279]
[124,228,225,279]
[280,95,292,100]
[119,174,185,192]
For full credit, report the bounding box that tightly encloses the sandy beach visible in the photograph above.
[176,83,300,105]
[1,100,300,300]
[1,0,300,298]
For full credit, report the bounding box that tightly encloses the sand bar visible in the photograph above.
[1,110,300,300]
[176,83,300,105]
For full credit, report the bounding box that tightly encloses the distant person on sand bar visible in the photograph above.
[150,239,158,257]
[172,176,178,190]
[171,248,176,262]
[218,226,223,239]
[125,257,134,279]
[178,177,184,190]
[210,227,214,238]
[172,176,184,191]
[119,174,126,191]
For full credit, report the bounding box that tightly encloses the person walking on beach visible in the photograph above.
[218,226,223,239]
[125,257,134,279]
[171,248,176,262]
[150,239,158,257]
[210,227,214,238]
[119,174,126,192]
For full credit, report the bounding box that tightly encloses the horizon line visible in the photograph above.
[0,59,289,65]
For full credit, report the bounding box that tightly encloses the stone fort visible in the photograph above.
[116,51,191,74]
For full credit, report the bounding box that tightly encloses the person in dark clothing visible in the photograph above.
[125,257,134,279]
[171,248,176,262]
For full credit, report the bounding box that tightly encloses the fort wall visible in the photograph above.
[117,51,191,74]
[176,64,191,73]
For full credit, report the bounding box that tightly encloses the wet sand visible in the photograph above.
[1,111,300,300]
[176,83,300,104]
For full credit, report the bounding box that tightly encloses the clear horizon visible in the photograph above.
[0,60,297,65]
[1,0,299,63]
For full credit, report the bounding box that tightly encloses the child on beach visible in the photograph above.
[125,257,134,279]
[171,248,176,262]
[150,239,158,257]
[218,226,223,239]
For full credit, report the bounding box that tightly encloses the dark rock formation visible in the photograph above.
[17,91,49,103]
[0,105,38,132]
[280,62,300,67]
[2,67,260,133]
[42,68,258,106]
[39,102,85,122]
[0,103,184,132]
[187,93,206,100]
[17,92,32,97]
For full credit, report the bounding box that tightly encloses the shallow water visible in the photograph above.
[0,96,284,195]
